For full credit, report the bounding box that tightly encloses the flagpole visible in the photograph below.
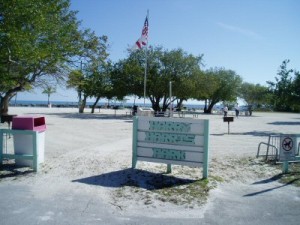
[143,10,149,107]
[144,46,147,106]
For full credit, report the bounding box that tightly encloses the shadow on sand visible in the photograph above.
[268,121,300,126]
[0,162,34,179]
[243,174,299,197]
[211,131,278,137]
[72,168,197,190]
[24,112,133,121]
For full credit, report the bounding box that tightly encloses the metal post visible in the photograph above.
[78,61,83,112]
[167,81,173,171]
[143,47,147,107]
[203,120,210,178]
[228,121,230,134]
[132,117,138,168]
[143,10,149,107]
[283,160,289,173]
[167,164,172,173]
[169,81,173,117]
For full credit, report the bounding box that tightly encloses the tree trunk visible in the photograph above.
[1,92,16,115]
[47,94,50,105]
[152,102,160,112]
[176,98,184,110]
[205,104,213,114]
[162,96,169,112]
[79,95,87,113]
[204,99,208,112]
[205,100,218,114]
[91,96,101,113]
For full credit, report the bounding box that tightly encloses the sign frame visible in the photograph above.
[279,135,296,162]
[132,116,210,178]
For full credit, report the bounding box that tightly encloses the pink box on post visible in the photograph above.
[12,116,46,132]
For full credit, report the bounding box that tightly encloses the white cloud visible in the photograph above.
[217,22,263,40]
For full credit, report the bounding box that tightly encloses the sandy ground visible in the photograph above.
[0,107,300,224]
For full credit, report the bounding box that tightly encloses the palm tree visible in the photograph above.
[42,86,56,106]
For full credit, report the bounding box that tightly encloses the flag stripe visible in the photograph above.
[136,41,142,49]
[134,15,149,49]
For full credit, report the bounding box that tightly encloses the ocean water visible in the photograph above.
[9,100,222,110]
[9,100,151,107]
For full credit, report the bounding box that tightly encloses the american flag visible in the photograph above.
[135,16,148,49]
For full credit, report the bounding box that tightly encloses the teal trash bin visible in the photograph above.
[12,116,46,167]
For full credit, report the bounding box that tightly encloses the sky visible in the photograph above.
[18,0,300,104]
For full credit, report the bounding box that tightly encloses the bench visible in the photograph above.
[154,112,167,117]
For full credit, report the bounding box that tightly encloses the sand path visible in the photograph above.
[0,107,299,224]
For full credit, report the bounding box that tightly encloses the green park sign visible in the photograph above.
[132,116,210,178]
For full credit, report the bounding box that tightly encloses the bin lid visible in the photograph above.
[12,115,46,131]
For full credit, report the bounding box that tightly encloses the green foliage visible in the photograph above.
[291,71,300,111]
[193,68,242,113]
[66,32,109,113]
[111,56,144,100]
[240,82,270,107]
[0,0,83,113]
[113,46,203,111]
[5,0,296,115]
[267,60,300,112]
[42,85,56,105]
[163,48,203,108]
[67,70,85,93]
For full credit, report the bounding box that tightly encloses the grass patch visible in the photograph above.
[248,158,300,187]
[255,158,300,187]
[154,178,211,206]
[111,167,221,207]
[275,162,300,187]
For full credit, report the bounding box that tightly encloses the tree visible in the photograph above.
[239,82,270,108]
[110,56,144,103]
[193,68,242,113]
[0,0,83,114]
[67,33,109,113]
[291,70,300,111]
[115,46,203,111]
[191,69,217,112]
[89,61,113,113]
[42,85,56,105]
[267,60,294,112]
[160,48,203,110]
